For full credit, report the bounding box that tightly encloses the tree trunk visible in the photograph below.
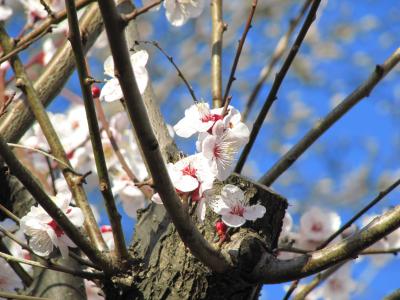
[127,174,287,300]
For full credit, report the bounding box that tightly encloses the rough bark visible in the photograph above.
[128,174,287,300]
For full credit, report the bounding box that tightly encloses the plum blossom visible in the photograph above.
[0,259,23,293]
[174,102,222,138]
[199,130,242,181]
[299,206,341,247]
[100,50,149,102]
[112,174,146,218]
[20,193,84,258]
[164,0,204,27]
[207,184,266,227]
[100,225,114,251]
[316,264,356,300]
[174,103,249,140]
[151,154,216,206]
[0,4,12,21]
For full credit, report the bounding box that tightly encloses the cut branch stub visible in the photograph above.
[129,173,287,299]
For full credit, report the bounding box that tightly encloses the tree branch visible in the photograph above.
[97,0,231,273]
[135,40,198,103]
[211,0,224,108]
[0,0,95,65]
[242,0,312,122]
[0,2,103,144]
[0,251,103,280]
[259,47,400,186]
[0,136,115,272]
[251,204,400,283]
[65,0,128,261]
[222,0,257,110]
[318,177,400,249]
[0,25,108,253]
[293,262,346,300]
[235,0,322,174]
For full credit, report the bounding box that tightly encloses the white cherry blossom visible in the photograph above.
[100,50,149,102]
[164,0,204,27]
[100,225,114,251]
[20,193,84,258]
[151,154,215,205]
[207,184,266,227]
[317,264,356,300]
[112,174,146,218]
[85,280,105,300]
[199,130,242,181]
[299,206,341,243]
[0,4,12,21]
[174,103,249,142]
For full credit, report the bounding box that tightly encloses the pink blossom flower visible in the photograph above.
[207,184,266,227]
[100,225,114,251]
[199,130,242,181]
[299,206,341,244]
[317,264,356,300]
[20,193,84,258]
[164,0,204,27]
[151,154,215,205]
[100,50,149,102]
[0,4,12,21]
[112,175,146,218]
[174,103,249,140]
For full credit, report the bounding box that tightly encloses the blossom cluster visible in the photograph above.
[279,206,400,299]
[151,102,266,227]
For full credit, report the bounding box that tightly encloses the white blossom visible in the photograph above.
[299,206,341,244]
[112,175,146,218]
[151,154,215,206]
[100,225,114,251]
[164,0,204,27]
[0,4,12,21]
[317,264,356,300]
[100,50,149,102]
[20,193,84,258]
[207,184,266,227]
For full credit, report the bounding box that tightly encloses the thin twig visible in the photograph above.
[0,25,109,253]
[65,0,128,261]
[251,204,400,284]
[222,0,258,111]
[283,280,299,300]
[242,0,312,122]
[97,0,230,273]
[259,47,400,186]
[0,251,104,280]
[361,247,400,255]
[45,154,57,195]
[134,40,198,103]
[0,203,20,224]
[0,291,49,300]
[0,135,115,272]
[7,143,71,171]
[318,177,400,250]
[0,0,95,65]
[211,0,224,108]
[293,262,346,300]
[93,97,154,199]
[121,0,164,23]
[235,0,322,174]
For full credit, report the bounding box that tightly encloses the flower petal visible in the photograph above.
[222,214,246,228]
[243,204,266,221]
